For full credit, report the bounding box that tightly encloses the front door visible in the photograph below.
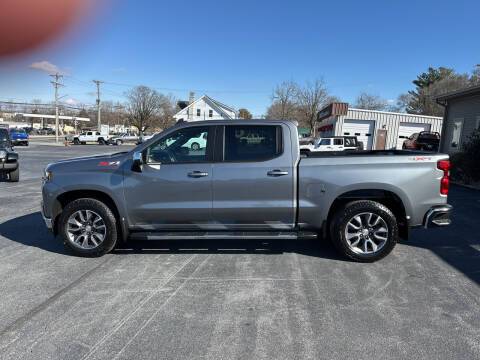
[124,125,214,230]
[375,129,387,150]
[212,124,295,229]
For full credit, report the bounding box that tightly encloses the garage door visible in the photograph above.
[396,122,431,149]
[342,120,375,150]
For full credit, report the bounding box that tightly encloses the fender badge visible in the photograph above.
[98,161,120,166]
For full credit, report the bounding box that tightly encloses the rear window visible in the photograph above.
[224,125,281,161]
[418,132,439,139]
[333,138,343,145]
[0,129,8,141]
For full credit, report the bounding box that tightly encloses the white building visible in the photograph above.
[317,103,443,150]
[173,93,236,122]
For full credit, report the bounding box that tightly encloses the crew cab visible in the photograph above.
[402,131,440,151]
[0,128,19,182]
[9,128,29,146]
[73,131,110,145]
[41,120,452,262]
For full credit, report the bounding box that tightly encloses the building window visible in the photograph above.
[451,118,463,149]
[197,109,201,117]
[209,110,213,118]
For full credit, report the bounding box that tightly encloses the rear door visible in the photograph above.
[211,124,295,229]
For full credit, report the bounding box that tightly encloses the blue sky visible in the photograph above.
[0,0,478,116]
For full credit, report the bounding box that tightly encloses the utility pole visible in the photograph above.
[50,73,64,143]
[93,80,104,132]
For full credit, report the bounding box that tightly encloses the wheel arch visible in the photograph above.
[53,189,127,242]
[325,188,409,240]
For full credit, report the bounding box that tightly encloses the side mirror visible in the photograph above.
[132,151,143,172]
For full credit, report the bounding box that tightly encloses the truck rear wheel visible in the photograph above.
[73,138,80,145]
[9,167,19,182]
[330,200,398,262]
[59,198,118,257]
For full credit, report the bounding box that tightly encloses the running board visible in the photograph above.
[129,231,318,241]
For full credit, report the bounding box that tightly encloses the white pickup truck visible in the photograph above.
[73,131,111,145]
[300,136,362,153]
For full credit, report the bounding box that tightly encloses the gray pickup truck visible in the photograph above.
[41,120,452,262]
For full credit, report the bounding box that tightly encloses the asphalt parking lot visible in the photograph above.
[0,140,479,360]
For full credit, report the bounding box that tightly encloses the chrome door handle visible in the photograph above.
[267,170,289,177]
[188,171,209,178]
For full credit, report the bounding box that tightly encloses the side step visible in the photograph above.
[129,231,318,241]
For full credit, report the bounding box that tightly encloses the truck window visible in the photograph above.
[333,138,343,145]
[87,132,92,136]
[146,126,211,164]
[319,139,331,146]
[224,125,281,161]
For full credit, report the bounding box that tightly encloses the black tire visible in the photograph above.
[9,167,19,182]
[116,139,122,146]
[73,138,80,145]
[59,198,118,257]
[330,200,398,262]
[98,138,105,145]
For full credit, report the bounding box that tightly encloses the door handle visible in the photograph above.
[188,171,209,178]
[267,170,289,177]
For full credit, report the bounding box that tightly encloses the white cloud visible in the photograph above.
[386,99,395,104]
[112,67,125,73]
[28,61,66,75]
[62,98,77,105]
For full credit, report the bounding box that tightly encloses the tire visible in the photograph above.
[59,198,118,257]
[402,144,406,149]
[73,138,80,145]
[98,138,105,145]
[9,167,19,182]
[330,200,398,262]
[191,142,200,151]
[116,139,122,146]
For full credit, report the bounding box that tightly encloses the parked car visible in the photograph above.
[0,128,19,182]
[108,132,139,145]
[402,131,440,151]
[300,136,361,153]
[136,132,158,145]
[41,120,452,262]
[9,128,29,146]
[298,133,315,146]
[73,131,111,145]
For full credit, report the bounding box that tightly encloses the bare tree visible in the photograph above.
[124,86,165,135]
[156,94,177,131]
[268,80,298,120]
[354,92,389,111]
[295,78,329,136]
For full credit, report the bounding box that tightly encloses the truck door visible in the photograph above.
[211,124,295,229]
[123,125,214,229]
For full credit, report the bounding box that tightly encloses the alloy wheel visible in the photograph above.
[66,210,106,249]
[344,212,388,255]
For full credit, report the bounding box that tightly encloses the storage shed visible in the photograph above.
[317,103,443,150]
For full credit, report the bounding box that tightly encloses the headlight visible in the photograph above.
[0,150,6,159]
[43,169,52,182]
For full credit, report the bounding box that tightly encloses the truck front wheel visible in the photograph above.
[330,200,398,262]
[59,198,118,257]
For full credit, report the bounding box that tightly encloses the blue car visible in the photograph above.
[9,128,29,146]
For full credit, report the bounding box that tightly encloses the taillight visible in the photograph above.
[437,160,450,195]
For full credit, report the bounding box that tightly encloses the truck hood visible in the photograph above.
[46,151,130,172]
